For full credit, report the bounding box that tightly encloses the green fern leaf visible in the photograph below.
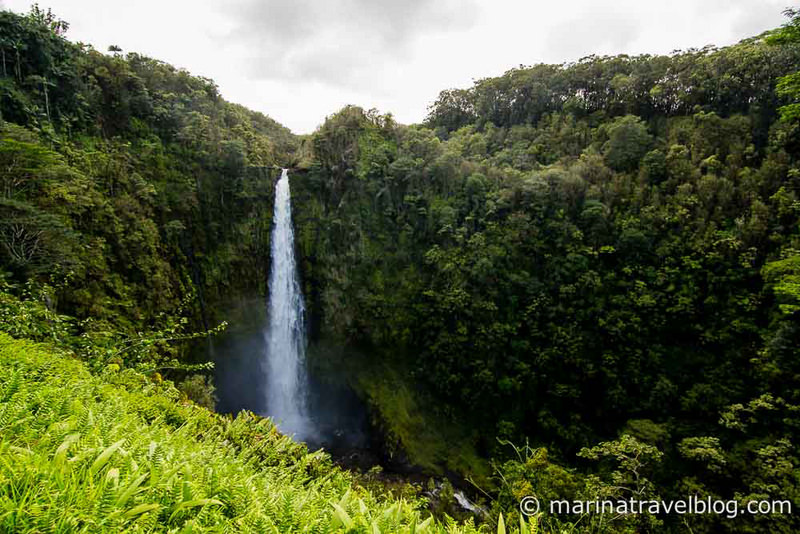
[90,439,125,476]
[123,503,161,520]
[331,502,354,530]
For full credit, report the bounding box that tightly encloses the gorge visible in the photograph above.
[1,5,800,533]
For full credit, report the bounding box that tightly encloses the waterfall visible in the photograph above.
[263,168,313,440]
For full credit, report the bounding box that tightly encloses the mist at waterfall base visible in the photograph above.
[215,337,371,451]
[214,169,370,454]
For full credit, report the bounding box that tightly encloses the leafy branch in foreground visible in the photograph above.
[0,275,226,372]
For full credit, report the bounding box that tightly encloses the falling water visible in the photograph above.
[263,168,313,440]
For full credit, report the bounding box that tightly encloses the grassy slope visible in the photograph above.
[0,334,487,533]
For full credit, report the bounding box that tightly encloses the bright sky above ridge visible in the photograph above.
[0,0,788,134]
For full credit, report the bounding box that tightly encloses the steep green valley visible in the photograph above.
[2,4,800,533]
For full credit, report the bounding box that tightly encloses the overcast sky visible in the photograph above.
[0,0,789,133]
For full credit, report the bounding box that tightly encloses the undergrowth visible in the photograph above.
[0,333,513,533]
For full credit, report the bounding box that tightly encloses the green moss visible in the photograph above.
[347,356,489,483]
[305,340,489,481]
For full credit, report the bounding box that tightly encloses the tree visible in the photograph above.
[425,88,477,134]
[26,3,69,35]
[767,9,800,121]
[601,115,652,172]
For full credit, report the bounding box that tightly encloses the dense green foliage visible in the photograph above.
[0,9,500,533]
[0,7,294,337]
[291,15,800,533]
[5,4,800,533]
[0,332,499,533]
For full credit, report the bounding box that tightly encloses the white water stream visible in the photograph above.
[263,168,313,440]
